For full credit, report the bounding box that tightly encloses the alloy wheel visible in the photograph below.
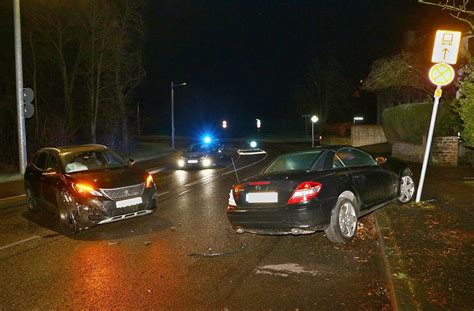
[338,201,357,238]
[399,176,415,203]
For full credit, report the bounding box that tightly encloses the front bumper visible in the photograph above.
[71,186,157,228]
[226,198,335,235]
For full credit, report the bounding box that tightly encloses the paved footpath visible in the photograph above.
[377,164,474,310]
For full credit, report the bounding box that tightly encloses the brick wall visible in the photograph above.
[430,136,458,166]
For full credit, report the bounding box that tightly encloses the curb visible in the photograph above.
[375,209,422,311]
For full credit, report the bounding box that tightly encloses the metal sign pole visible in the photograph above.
[170,81,175,150]
[13,0,27,174]
[416,85,442,202]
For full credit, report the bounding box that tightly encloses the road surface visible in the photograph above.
[0,142,391,310]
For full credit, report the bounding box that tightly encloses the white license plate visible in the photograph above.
[187,159,198,164]
[246,192,278,203]
[116,197,143,208]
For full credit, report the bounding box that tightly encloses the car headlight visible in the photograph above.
[72,183,102,197]
[177,158,185,167]
[201,158,212,167]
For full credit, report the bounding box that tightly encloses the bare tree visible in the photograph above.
[419,0,473,31]
[296,57,350,126]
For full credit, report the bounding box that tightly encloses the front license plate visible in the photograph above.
[246,192,278,203]
[187,159,198,164]
[116,197,143,208]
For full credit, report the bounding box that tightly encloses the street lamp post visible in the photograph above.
[170,81,187,149]
[311,115,319,148]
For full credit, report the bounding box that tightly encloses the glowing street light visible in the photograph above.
[222,120,227,129]
[311,115,319,148]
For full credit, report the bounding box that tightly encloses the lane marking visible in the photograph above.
[0,235,41,251]
[178,190,191,196]
[221,154,269,176]
[157,191,169,197]
[0,194,26,202]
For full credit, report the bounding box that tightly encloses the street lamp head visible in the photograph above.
[311,115,319,123]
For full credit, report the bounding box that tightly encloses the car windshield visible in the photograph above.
[186,144,214,152]
[61,149,127,173]
[264,150,324,174]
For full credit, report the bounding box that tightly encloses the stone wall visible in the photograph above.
[430,136,458,166]
[392,136,463,166]
[351,125,387,147]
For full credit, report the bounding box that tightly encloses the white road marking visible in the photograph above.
[157,191,169,197]
[0,194,26,202]
[221,153,268,176]
[178,190,191,196]
[255,263,321,277]
[0,235,41,250]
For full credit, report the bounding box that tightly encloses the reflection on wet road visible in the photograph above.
[0,146,391,310]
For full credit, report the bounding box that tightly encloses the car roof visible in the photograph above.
[38,144,108,155]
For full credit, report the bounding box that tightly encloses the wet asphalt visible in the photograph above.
[0,143,391,310]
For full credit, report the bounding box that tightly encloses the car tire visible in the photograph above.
[397,168,415,204]
[57,191,78,235]
[25,185,38,212]
[324,197,358,243]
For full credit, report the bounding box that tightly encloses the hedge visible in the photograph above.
[382,101,461,144]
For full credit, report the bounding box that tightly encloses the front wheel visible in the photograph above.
[57,191,78,235]
[25,185,38,212]
[398,169,415,204]
[324,197,358,243]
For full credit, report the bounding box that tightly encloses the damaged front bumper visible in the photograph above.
[66,187,158,229]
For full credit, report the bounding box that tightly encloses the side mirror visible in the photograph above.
[42,168,58,176]
[128,159,136,166]
[375,156,387,165]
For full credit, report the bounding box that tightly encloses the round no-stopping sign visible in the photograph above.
[429,63,455,86]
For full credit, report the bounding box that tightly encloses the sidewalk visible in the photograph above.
[377,164,474,310]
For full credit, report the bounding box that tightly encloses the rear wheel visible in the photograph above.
[324,197,358,243]
[25,185,38,212]
[398,169,415,204]
[57,191,78,235]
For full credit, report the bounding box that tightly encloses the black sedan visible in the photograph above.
[24,144,158,234]
[227,146,415,243]
[177,142,224,169]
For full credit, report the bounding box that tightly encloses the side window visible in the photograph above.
[34,152,48,170]
[336,148,376,168]
[45,154,60,171]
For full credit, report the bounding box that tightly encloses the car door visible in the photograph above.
[336,148,392,209]
[40,153,62,210]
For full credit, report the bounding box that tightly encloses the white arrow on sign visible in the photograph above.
[431,30,461,65]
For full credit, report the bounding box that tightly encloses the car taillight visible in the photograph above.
[233,183,245,201]
[146,174,154,188]
[287,181,322,205]
[72,183,102,197]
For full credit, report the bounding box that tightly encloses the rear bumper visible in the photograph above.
[227,198,335,235]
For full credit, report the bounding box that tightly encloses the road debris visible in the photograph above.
[255,263,321,277]
[108,241,120,245]
[144,241,152,245]
[189,243,246,258]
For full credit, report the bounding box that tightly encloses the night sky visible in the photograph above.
[141,0,460,138]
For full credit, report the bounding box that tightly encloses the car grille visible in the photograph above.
[101,183,145,200]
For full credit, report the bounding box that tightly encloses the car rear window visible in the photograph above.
[264,150,323,174]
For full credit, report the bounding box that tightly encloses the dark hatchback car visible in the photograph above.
[24,144,158,234]
[227,146,416,243]
[177,142,225,169]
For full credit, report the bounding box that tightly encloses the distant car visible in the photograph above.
[24,144,158,234]
[227,146,415,243]
[177,142,224,169]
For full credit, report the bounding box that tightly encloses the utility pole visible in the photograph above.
[13,0,27,174]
